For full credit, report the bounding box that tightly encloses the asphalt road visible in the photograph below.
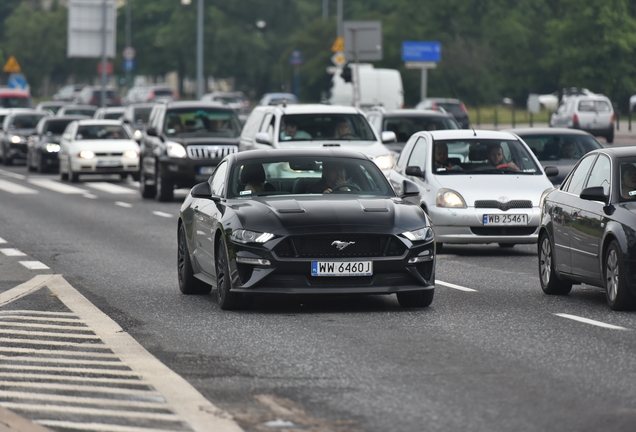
[1,128,636,432]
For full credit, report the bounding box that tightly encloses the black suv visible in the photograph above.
[1,109,51,165]
[27,115,88,173]
[140,101,242,201]
[366,108,460,154]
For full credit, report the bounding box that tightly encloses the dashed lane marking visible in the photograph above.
[115,201,133,208]
[152,211,174,218]
[26,178,88,194]
[0,169,26,179]
[85,182,137,194]
[1,248,26,257]
[554,313,629,330]
[0,237,6,244]
[0,275,242,432]
[0,179,38,194]
[436,280,478,292]
[19,261,50,270]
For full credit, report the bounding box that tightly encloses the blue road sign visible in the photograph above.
[124,59,135,71]
[7,74,27,90]
[402,41,441,62]
[289,50,304,66]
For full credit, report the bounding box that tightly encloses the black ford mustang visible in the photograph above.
[177,149,436,310]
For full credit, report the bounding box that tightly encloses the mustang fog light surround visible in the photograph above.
[402,227,434,242]
[78,150,94,159]
[166,141,187,158]
[436,188,467,208]
[45,143,60,153]
[236,257,271,265]
[230,229,274,244]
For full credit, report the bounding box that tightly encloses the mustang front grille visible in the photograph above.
[474,200,532,211]
[273,235,406,258]
[187,145,237,160]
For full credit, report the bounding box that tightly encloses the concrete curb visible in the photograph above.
[0,407,54,432]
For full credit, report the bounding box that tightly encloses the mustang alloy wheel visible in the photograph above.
[177,224,211,295]
[605,240,635,311]
[538,232,571,295]
[216,237,245,310]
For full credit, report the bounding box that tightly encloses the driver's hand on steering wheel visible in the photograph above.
[324,185,351,193]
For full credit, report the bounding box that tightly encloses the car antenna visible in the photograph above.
[452,86,476,136]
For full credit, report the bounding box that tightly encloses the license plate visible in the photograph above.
[199,166,215,175]
[483,214,528,225]
[311,261,373,277]
[97,160,119,167]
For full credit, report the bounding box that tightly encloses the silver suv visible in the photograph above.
[238,104,396,173]
[549,94,615,143]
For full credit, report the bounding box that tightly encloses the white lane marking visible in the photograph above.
[19,261,50,270]
[0,355,122,367]
[0,337,107,349]
[26,178,87,194]
[0,320,92,331]
[0,237,6,243]
[0,179,38,194]
[0,310,76,316]
[0,381,162,398]
[0,328,99,339]
[86,182,137,194]
[555,313,628,330]
[0,169,26,179]
[0,248,26,257]
[0,372,149,385]
[0,390,170,409]
[152,211,174,218]
[36,420,185,432]
[115,201,133,208]
[436,280,478,292]
[83,193,98,199]
[0,364,140,377]
[1,402,182,421]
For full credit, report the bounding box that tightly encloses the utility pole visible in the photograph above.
[100,0,107,107]
[196,0,204,99]
[125,0,131,88]
[337,0,343,37]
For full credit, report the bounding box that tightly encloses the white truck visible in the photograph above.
[329,63,404,111]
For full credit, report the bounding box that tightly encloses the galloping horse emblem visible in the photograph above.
[331,240,355,250]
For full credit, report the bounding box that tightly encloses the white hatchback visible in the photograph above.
[58,119,140,182]
[388,129,557,250]
[549,94,615,143]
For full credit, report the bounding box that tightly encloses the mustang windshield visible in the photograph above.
[432,138,542,174]
[228,156,395,198]
[164,108,242,138]
[279,114,376,141]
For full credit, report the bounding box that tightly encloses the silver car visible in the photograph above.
[388,129,556,251]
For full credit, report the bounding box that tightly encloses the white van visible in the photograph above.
[329,64,404,111]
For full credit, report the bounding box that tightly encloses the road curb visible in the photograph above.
[0,407,54,432]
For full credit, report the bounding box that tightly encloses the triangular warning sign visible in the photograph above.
[331,37,344,53]
[3,56,21,73]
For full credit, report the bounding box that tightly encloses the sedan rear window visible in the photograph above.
[578,100,611,112]
[0,96,33,108]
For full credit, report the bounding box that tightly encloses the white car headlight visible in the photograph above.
[78,150,94,159]
[133,129,143,141]
[123,150,139,159]
[373,154,394,171]
[436,188,467,208]
[402,227,434,242]
[45,143,60,153]
[166,141,187,158]
[11,135,22,144]
[230,229,274,244]
[539,187,554,208]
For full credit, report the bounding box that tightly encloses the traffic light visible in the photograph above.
[340,65,352,83]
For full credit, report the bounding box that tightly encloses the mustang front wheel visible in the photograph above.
[177,224,211,295]
[216,237,246,310]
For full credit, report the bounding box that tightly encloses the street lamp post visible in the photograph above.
[181,0,203,99]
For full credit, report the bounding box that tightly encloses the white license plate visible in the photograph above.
[97,160,119,167]
[199,166,215,175]
[482,214,528,225]
[311,261,372,277]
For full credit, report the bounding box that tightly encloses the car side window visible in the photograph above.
[585,154,611,195]
[407,137,427,170]
[209,162,228,196]
[564,154,596,196]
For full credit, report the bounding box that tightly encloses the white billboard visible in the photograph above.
[67,0,117,58]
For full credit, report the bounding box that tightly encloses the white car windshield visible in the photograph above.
[432,139,542,174]
[279,114,376,142]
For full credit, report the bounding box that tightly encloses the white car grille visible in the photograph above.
[187,145,237,160]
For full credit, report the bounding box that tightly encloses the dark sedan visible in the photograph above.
[27,115,88,173]
[1,110,50,165]
[538,147,636,310]
[506,127,603,186]
[178,149,436,310]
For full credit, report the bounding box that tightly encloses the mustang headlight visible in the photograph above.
[11,135,23,144]
[230,229,274,244]
[436,188,467,208]
[539,187,554,208]
[78,150,94,159]
[166,141,187,158]
[45,143,60,153]
[123,150,139,159]
[402,227,434,242]
[373,154,394,171]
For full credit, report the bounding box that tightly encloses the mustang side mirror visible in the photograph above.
[255,131,272,145]
[580,186,608,204]
[191,182,212,199]
[405,165,424,178]
[401,180,420,197]
[544,166,559,177]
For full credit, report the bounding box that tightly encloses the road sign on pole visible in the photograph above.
[3,56,21,73]
[67,0,117,58]
[122,46,136,61]
[331,37,344,53]
[7,74,27,90]
[331,52,346,67]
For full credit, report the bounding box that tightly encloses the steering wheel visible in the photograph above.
[338,133,357,139]
[496,164,510,169]
[331,182,362,192]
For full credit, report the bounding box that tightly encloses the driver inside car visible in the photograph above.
[306,161,358,194]
[487,143,518,170]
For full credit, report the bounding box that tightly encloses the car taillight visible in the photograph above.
[460,102,468,113]
[90,97,98,104]
[146,91,154,101]
[432,102,438,111]
[573,113,579,128]
[611,114,615,123]
[173,92,180,100]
